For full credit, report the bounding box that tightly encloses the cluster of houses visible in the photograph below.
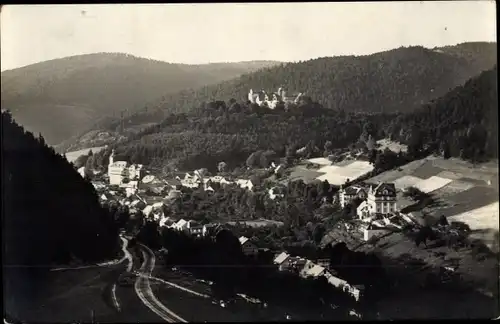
[338,181,432,241]
[273,252,364,302]
[339,182,398,219]
[85,151,291,232]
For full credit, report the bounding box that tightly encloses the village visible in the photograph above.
[70,144,475,305]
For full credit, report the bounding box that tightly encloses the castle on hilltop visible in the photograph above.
[248,87,303,109]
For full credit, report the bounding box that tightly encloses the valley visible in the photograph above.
[2,3,498,321]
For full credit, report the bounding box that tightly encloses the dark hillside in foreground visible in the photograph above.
[149,42,496,115]
[1,53,280,145]
[2,110,120,318]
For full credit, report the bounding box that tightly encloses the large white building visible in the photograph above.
[107,150,144,185]
[356,183,397,220]
[248,87,303,109]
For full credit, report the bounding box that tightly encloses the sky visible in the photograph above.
[1,2,496,71]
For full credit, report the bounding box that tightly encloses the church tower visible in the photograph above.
[109,149,115,166]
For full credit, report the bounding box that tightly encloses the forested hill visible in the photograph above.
[387,65,498,161]
[148,42,496,115]
[2,110,120,314]
[1,53,280,145]
[82,65,498,173]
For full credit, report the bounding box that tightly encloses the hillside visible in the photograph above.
[2,110,120,316]
[387,65,498,161]
[76,61,497,176]
[1,53,280,145]
[146,42,496,116]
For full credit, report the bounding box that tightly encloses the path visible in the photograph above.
[134,243,187,323]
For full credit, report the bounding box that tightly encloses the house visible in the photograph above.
[125,186,137,197]
[305,264,326,278]
[339,185,367,208]
[365,183,397,216]
[202,223,222,237]
[274,252,290,264]
[268,186,286,200]
[77,166,86,178]
[142,205,154,217]
[172,219,189,231]
[159,216,175,228]
[299,260,316,277]
[92,181,106,191]
[239,236,259,255]
[189,225,204,237]
[207,176,232,186]
[107,150,143,185]
[356,200,370,220]
[180,177,200,189]
[236,179,254,191]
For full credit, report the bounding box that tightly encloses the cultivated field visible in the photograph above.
[65,145,107,163]
[414,176,453,194]
[369,156,499,235]
[393,175,423,190]
[306,157,332,166]
[290,158,374,186]
[448,202,499,251]
[286,166,324,184]
[294,159,374,186]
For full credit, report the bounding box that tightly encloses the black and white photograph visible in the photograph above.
[1,2,498,322]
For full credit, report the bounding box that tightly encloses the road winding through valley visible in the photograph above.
[133,243,187,323]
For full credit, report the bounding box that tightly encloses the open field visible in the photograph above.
[414,176,453,193]
[448,202,499,251]
[289,159,374,185]
[306,157,332,166]
[65,145,107,163]
[286,166,324,184]
[369,155,498,226]
[393,175,423,190]
[432,180,475,198]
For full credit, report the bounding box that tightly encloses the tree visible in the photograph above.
[324,140,333,153]
[365,135,376,151]
[246,151,262,169]
[217,161,227,173]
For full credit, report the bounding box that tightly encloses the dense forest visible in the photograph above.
[2,111,121,316]
[1,53,279,145]
[386,66,498,161]
[80,65,497,174]
[137,42,496,116]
